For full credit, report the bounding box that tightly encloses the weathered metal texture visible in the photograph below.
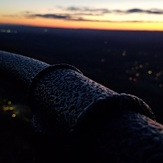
[0,50,163,162]
[0,50,49,89]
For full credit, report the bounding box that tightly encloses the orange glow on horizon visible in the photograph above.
[1,17,163,32]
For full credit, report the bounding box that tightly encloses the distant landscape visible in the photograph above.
[0,24,163,162]
[0,24,163,121]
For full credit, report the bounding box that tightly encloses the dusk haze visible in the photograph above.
[0,0,163,31]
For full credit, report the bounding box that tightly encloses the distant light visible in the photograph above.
[7,101,12,105]
[100,58,105,63]
[3,106,14,111]
[156,71,162,77]
[159,84,163,88]
[135,73,140,77]
[0,29,5,33]
[133,78,137,82]
[139,64,143,68]
[122,51,126,57]
[135,66,139,70]
[0,29,12,33]
[148,70,152,75]
[131,67,135,71]
[129,77,132,81]
[12,114,16,118]
[6,29,11,33]
[44,29,48,33]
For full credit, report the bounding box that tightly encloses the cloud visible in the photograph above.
[67,6,110,14]
[126,8,163,14]
[24,13,162,23]
[25,13,106,22]
[27,13,71,19]
[22,6,163,23]
[61,6,163,15]
[146,9,163,14]
[126,8,144,13]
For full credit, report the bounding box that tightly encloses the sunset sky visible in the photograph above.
[0,0,163,31]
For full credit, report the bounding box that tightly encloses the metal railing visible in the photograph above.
[0,50,163,162]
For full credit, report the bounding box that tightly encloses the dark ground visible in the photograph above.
[0,24,163,162]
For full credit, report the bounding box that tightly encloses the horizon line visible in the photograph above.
[0,23,163,33]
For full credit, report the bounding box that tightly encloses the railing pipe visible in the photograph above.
[0,50,163,162]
